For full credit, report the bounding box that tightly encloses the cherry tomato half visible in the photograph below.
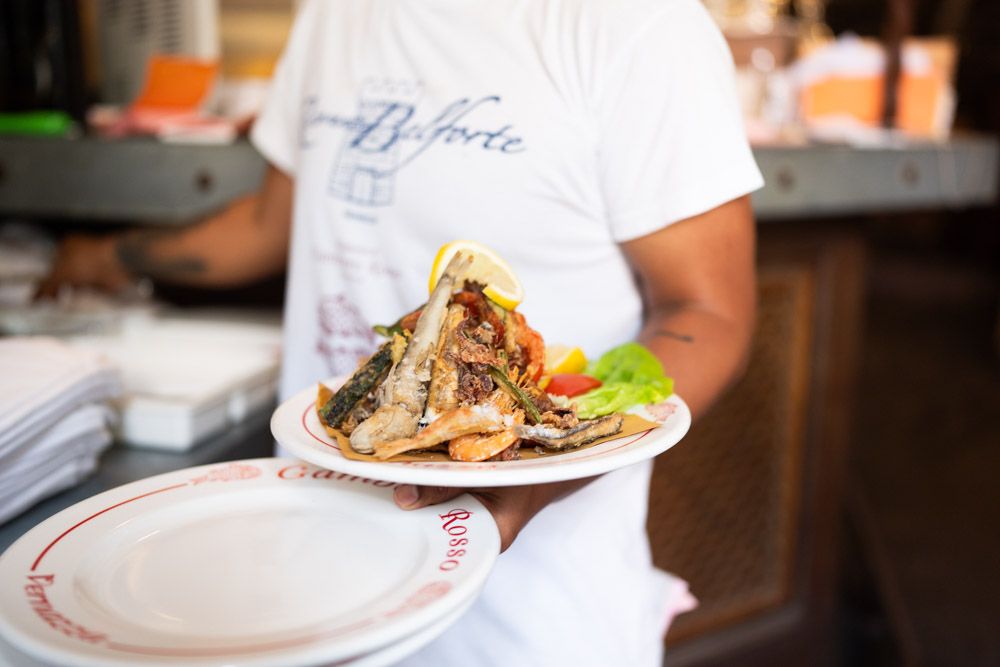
[546,374,602,397]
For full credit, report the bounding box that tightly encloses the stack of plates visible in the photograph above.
[0,459,499,667]
[0,338,120,526]
[0,378,691,665]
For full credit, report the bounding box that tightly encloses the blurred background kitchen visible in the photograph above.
[0,1,996,665]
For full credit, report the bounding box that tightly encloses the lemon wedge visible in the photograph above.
[428,240,524,310]
[544,344,588,375]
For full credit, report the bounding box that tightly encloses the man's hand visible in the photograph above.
[35,234,134,299]
[392,197,755,550]
[36,165,293,298]
[393,479,592,552]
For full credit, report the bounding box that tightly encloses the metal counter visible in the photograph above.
[0,136,996,223]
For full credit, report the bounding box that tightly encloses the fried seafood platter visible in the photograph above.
[316,252,632,463]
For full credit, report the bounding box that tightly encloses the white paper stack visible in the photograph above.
[70,315,281,451]
[0,338,121,525]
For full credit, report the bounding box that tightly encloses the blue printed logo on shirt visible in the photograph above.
[302,79,525,207]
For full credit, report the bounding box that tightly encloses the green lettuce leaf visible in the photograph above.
[575,342,673,418]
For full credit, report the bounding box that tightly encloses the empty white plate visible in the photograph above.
[0,459,499,667]
[0,596,476,667]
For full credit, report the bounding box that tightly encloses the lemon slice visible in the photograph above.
[544,344,587,375]
[428,240,524,310]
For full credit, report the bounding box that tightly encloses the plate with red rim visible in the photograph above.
[0,458,499,667]
[0,596,477,667]
[272,377,692,488]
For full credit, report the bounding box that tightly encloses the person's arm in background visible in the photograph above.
[626,194,756,420]
[395,195,756,550]
[37,165,293,296]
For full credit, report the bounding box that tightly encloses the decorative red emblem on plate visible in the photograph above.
[384,581,452,618]
[190,463,262,485]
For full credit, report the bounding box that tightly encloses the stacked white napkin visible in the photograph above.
[0,338,121,525]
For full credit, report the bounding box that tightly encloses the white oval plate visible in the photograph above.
[273,379,692,488]
[0,459,499,667]
[0,597,476,667]
[345,595,474,667]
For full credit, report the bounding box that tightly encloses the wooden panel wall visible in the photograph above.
[650,228,866,666]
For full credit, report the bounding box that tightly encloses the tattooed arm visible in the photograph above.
[621,195,756,420]
[38,166,293,296]
[393,196,757,545]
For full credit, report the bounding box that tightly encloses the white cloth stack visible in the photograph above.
[0,338,121,525]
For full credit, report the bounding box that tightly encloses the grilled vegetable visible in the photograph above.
[487,365,542,424]
[372,322,402,338]
[373,304,424,338]
[318,341,394,427]
[546,374,602,398]
[515,413,624,449]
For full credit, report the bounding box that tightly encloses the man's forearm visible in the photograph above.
[35,165,294,297]
[116,226,208,285]
[638,305,753,420]
[116,194,287,288]
[112,165,293,289]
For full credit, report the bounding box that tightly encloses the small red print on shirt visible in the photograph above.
[316,294,378,375]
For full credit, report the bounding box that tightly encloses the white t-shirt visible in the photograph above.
[252,0,762,664]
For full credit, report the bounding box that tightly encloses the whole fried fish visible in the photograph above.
[373,403,509,460]
[349,253,470,454]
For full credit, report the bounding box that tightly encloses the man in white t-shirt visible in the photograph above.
[42,0,763,663]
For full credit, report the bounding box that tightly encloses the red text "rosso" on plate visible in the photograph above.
[438,509,472,572]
